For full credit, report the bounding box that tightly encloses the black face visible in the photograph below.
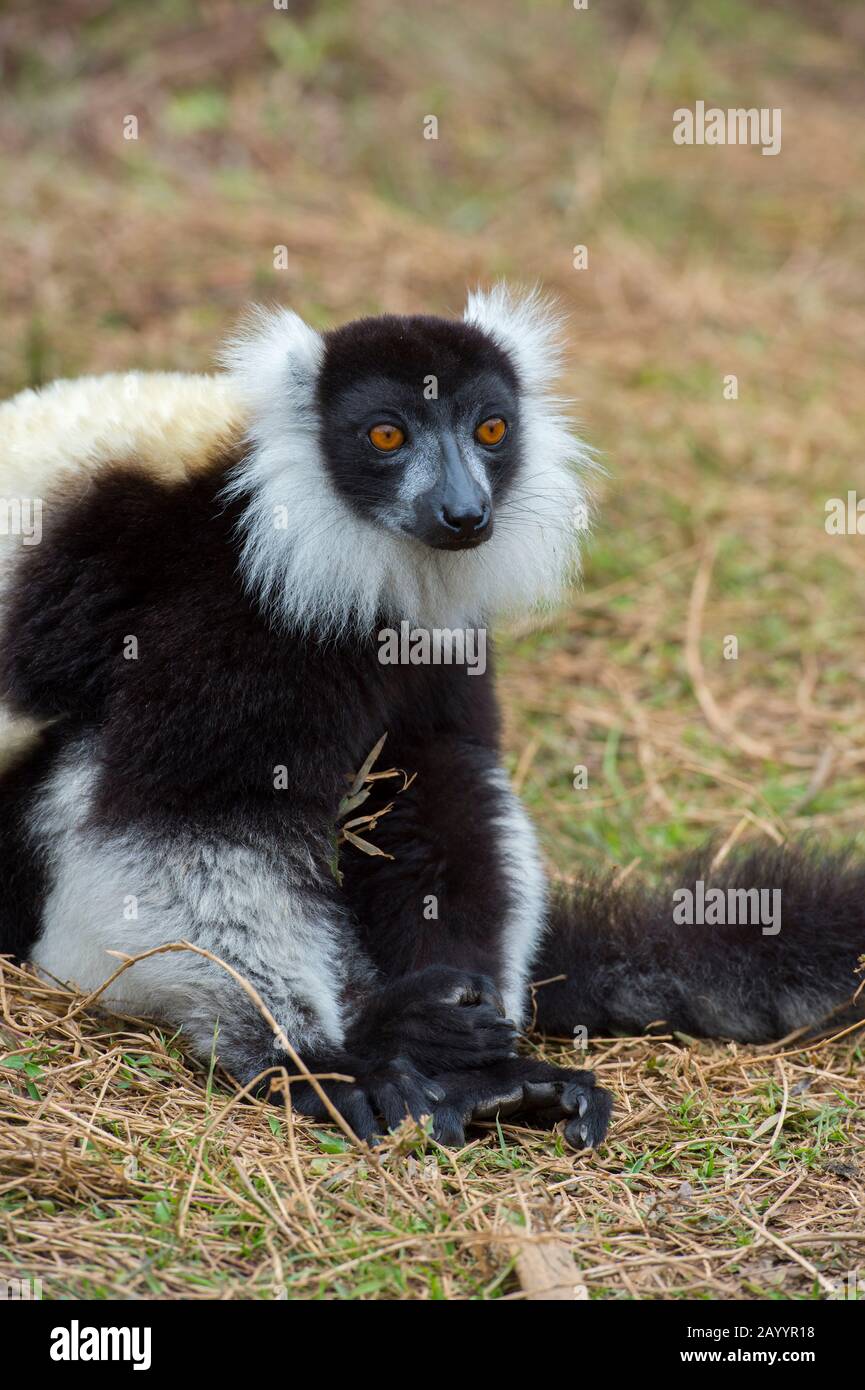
[316,314,522,550]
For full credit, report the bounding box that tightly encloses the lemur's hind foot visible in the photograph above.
[279,971,608,1150]
[429,1057,613,1151]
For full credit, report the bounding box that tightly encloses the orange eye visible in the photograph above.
[368,423,405,452]
[475,416,507,447]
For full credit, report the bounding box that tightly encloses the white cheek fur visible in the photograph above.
[224,285,593,637]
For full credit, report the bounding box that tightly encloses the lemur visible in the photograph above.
[0,286,862,1149]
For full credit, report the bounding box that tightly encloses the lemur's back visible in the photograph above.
[0,372,248,771]
[0,371,246,492]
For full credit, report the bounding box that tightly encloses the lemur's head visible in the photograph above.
[315,314,520,553]
[223,286,591,636]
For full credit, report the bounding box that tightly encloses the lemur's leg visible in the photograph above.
[339,737,613,1144]
[24,744,449,1140]
[340,736,548,1025]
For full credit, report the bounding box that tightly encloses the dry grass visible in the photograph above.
[2,959,862,1300]
[1,0,864,1298]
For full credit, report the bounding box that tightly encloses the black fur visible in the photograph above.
[0,730,56,961]
[0,461,497,835]
[0,450,609,1144]
[534,844,865,1042]
[340,736,518,983]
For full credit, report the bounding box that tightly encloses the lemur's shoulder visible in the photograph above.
[0,372,251,758]
[0,371,248,497]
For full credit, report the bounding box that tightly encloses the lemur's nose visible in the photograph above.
[441,501,491,540]
[433,431,493,548]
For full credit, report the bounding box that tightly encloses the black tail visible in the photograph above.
[533,843,865,1043]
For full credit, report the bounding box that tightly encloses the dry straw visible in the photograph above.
[1,954,862,1300]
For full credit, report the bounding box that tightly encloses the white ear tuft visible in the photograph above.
[463,284,565,394]
[220,306,324,424]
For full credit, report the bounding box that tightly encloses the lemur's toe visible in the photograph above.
[522,1079,561,1108]
[471,1081,525,1120]
[335,1088,379,1145]
[368,1058,445,1131]
[431,1105,467,1147]
[560,1083,613,1150]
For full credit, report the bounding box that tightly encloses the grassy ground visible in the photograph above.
[1,0,864,1299]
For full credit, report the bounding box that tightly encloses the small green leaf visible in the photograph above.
[313,1131,349,1154]
[1,1054,27,1070]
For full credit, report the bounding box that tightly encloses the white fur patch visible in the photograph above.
[464,283,567,395]
[0,371,246,629]
[0,370,245,500]
[29,742,352,1063]
[487,767,549,1024]
[224,287,593,637]
[0,371,245,641]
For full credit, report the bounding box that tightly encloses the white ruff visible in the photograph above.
[223,288,593,637]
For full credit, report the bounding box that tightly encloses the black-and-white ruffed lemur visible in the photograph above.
[0,286,862,1149]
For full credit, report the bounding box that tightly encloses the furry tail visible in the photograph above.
[533,844,865,1043]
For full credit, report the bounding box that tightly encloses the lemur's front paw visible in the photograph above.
[429,1058,614,1151]
[290,1055,445,1145]
[348,965,518,1073]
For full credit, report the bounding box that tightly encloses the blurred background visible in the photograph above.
[2,0,864,875]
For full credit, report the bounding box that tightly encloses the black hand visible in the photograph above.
[347,965,518,1073]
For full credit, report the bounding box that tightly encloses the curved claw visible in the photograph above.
[561,1085,614,1150]
[472,979,507,1017]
